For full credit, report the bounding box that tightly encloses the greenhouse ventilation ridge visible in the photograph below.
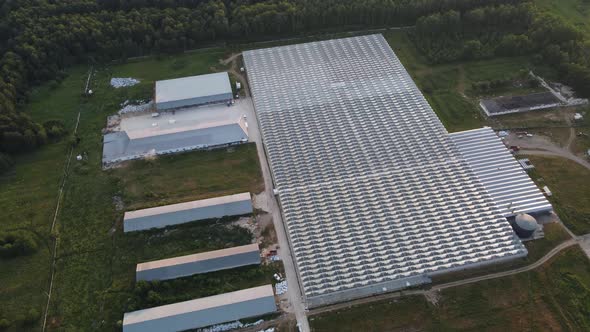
[450,127,552,216]
[244,34,527,308]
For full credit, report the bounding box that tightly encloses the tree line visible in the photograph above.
[413,3,590,97]
[0,0,579,161]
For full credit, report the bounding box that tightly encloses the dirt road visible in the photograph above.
[239,94,310,331]
[505,133,590,170]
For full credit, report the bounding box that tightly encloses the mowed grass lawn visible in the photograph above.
[310,247,590,331]
[528,156,590,235]
[0,49,266,331]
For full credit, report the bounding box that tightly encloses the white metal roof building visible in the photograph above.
[124,193,253,232]
[102,103,249,166]
[155,72,233,110]
[450,127,552,216]
[244,34,527,307]
[136,244,261,281]
[122,285,276,332]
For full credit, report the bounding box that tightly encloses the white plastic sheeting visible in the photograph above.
[111,77,140,88]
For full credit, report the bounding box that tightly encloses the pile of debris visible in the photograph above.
[275,280,288,295]
[118,100,153,115]
[201,319,264,332]
[110,77,140,88]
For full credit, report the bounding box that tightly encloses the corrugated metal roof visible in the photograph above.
[243,34,527,304]
[155,72,232,104]
[102,103,249,165]
[450,127,552,216]
[136,243,259,271]
[125,193,251,220]
[123,285,274,325]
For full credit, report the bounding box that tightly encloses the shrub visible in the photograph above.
[0,319,10,330]
[0,152,13,174]
[23,308,40,325]
[43,120,67,140]
[0,231,39,259]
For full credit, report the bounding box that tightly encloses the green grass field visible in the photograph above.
[0,50,267,330]
[384,31,541,132]
[528,156,590,235]
[112,144,263,211]
[310,247,590,331]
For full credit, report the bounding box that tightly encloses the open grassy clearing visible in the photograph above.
[384,31,544,133]
[310,247,590,331]
[528,156,590,235]
[0,67,91,329]
[112,144,263,211]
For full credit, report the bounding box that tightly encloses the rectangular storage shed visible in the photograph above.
[155,72,233,111]
[123,285,276,332]
[124,193,252,232]
[136,243,261,281]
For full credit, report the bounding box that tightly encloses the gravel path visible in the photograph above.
[505,132,590,170]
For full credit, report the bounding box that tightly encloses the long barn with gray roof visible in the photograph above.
[155,72,233,110]
[123,285,276,332]
[136,244,261,281]
[124,193,252,232]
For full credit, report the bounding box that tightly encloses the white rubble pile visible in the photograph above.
[201,321,241,332]
[275,280,288,295]
[110,77,140,88]
[118,101,153,115]
[201,319,264,332]
[258,329,275,332]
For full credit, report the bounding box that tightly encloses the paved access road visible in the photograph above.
[239,94,311,331]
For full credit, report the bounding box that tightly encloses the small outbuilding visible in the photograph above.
[124,193,253,232]
[155,72,233,111]
[122,285,277,332]
[136,243,261,282]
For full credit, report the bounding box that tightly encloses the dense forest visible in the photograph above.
[0,0,589,161]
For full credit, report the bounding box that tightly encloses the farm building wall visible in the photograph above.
[123,194,253,232]
[136,245,261,281]
[156,92,233,111]
[123,287,276,332]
